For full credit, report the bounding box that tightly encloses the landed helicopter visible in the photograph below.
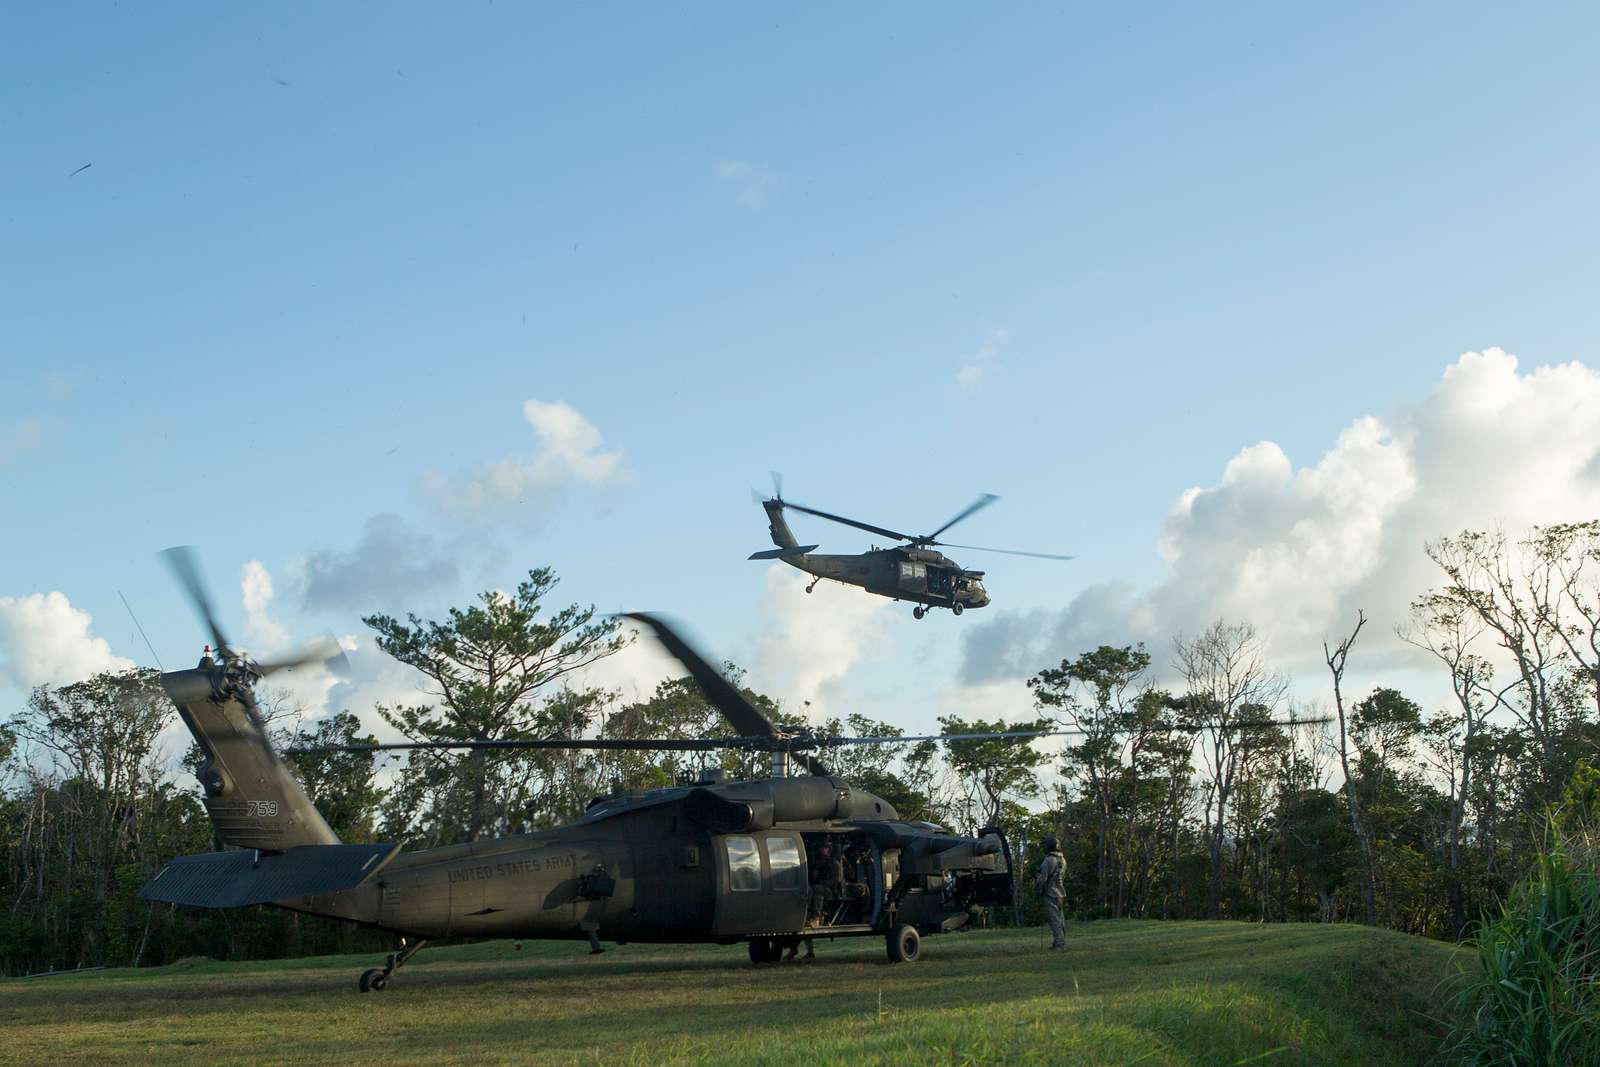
[139,550,1026,992]
[749,479,1072,618]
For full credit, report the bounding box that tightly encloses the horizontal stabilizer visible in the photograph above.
[747,544,818,560]
[139,841,400,908]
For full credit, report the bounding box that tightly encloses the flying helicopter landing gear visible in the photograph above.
[951,603,964,616]
[912,606,926,620]
[805,577,821,594]
[359,936,428,992]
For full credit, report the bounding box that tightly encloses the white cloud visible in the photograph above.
[419,399,630,516]
[956,328,1008,389]
[716,160,780,209]
[961,347,1600,683]
[240,560,290,654]
[750,564,894,722]
[0,592,135,690]
[0,417,43,466]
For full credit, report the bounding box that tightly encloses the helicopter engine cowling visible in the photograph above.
[684,789,775,833]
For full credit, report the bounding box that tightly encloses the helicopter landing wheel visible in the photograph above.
[748,937,784,965]
[912,606,925,620]
[886,924,921,963]
[358,967,388,993]
[952,603,964,616]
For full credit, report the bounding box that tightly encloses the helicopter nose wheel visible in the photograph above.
[951,603,964,616]
[912,606,926,620]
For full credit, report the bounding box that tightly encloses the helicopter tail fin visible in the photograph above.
[160,668,340,851]
[762,499,799,550]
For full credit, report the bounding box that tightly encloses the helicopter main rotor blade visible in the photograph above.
[624,613,832,776]
[814,716,1334,747]
[778,501,918,544]
[256,635,351,679]
[287,737,743,755]
[624,613,780,740]
[288,717,1334,756]
[924,494,999,542]
[160,545,232,654]
[934,541,1075,561]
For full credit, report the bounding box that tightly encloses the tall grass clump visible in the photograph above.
[1447,767,1600,1066]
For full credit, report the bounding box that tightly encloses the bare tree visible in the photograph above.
[1173,620,1285,919]
[8,668,174,964]
[1399,592,1512,935]
[1424,529,1576,774]
[1324,611,1376,925]
[1525,521,1600,717]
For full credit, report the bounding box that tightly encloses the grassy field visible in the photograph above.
[0,921,1461,1066]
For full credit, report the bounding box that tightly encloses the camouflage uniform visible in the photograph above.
[1036,839,1066,949]
[808,845,845,925]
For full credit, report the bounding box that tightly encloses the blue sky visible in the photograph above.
[5,4,1600,733]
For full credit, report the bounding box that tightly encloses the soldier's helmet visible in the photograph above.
[1042,836,1059,852]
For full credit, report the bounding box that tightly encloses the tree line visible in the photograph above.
[2,524,1598,975]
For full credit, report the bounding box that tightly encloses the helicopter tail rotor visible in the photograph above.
[162,546,350,680]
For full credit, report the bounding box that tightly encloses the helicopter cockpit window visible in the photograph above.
[725,835,761,892]
[766,836,804,892]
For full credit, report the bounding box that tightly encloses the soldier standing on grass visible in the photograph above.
[1036,836,1066,950]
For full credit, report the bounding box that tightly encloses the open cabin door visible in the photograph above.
[711,831,808,937]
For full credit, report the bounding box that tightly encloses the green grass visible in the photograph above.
[0,921,1461,1066]
[1446,836,1600,1065]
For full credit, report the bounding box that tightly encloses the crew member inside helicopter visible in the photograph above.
[806,834,873,927]
[806,836,843,927]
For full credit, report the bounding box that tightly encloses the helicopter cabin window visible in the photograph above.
[897,562,926,581]
[725,835,761,892]
[766,835,805,892]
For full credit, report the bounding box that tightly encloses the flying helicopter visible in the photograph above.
[138,549,1025,991]
[749,478,1073,618]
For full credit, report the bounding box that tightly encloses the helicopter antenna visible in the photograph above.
[118,589,164,671]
